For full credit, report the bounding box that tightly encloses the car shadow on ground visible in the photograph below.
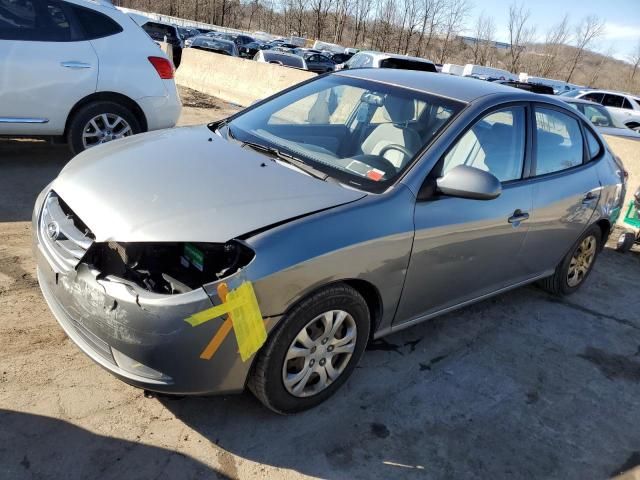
[157,249,640,479]
[0,409,230,479]
[0,139,71,223]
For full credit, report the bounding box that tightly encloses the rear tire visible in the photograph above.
[616,232,636,253]
[539,225,601,295]
[248,283,370,414]
[67,101,141,155]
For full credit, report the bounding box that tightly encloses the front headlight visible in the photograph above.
[82,241,255,295]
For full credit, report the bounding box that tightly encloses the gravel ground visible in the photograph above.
[1,89,640,480]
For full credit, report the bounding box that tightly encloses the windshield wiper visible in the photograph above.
[237,138,329,181]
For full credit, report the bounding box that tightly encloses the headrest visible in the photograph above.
[383,96,415,124]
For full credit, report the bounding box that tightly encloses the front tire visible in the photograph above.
[539,225,601,295]
[67,101,141,155]
[248,283,370,414]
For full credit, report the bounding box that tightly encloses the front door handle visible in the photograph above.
[508,209,530,224]
[61,61,92,69]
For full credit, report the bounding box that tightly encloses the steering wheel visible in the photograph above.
[378,144,413,162]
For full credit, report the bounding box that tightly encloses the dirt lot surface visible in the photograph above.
[2,88,640,480]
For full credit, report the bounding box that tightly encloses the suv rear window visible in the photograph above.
[379,58,437,72]
[71,4,122,40]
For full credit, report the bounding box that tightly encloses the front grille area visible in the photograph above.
[39,192,94,273]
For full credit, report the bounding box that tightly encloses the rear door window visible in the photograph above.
[534,108,584,175]
[621,98,633,110]
[602,94,624,108]
[0,0,71,41]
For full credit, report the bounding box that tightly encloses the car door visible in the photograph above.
[395,105,534,325]
[518,104,601,276]
[601,94,628,126]
[0,0,97,136]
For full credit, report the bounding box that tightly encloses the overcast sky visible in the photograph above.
[469,0,640,61]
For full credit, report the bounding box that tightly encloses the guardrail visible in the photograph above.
[175,48,315,107]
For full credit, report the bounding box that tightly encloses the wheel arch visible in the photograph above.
[279,278,384,340]
[64,92,148,138]
[594,217,612,250]
[624,121,640,130]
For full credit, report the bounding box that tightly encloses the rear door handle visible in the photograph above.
[508,209,529,224]
[61,61,92,69]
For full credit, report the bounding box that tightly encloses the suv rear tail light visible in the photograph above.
[148,56,174,79]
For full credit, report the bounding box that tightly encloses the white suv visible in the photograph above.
[574,90,640,132]
[0,0,182,153]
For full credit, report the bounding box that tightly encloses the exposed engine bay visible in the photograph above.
[83,241,255,295]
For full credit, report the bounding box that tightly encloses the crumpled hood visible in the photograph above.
[52,125,366,243]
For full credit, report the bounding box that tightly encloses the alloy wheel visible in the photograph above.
[82,113,133,149]
[567,235,597,287]
[282,310,357,398]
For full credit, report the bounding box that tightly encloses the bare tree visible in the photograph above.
[565,15,605,83]
[471,12,496,65]
[507,2,535,73]
[629,39,640,86]
[437,0,470,64]
[536,14,570,78]
[414,0,444,58]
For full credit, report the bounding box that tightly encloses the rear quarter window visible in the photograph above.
[70,5,122,40]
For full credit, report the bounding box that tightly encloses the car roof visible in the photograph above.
[335,68,538,103]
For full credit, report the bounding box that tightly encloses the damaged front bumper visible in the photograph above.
[33,191,275,395]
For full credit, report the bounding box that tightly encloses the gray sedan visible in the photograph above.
[33,69,626,413]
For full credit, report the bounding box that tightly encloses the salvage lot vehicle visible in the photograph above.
[254,50,307,70]
[336,51,437,72]
[189,36,238,56]
[34,69,625,413]
[0,0,182,154]
[560,97,640,141]
[571,90,640,132]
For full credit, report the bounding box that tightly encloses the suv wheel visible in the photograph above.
[67,101,141,155]
[248,283,370,414]
[539,224,601,295]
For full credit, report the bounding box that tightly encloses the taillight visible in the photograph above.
[148,56,174,79]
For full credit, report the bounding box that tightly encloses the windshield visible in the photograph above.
[223,75,464,193]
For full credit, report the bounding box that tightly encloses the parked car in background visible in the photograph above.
[254,50,307,70]
[0,0,181,154]
[566,90,640,132]
[463,64,516,81]
[559,98,640,141]
[238,40,271,58]
[301,52,335,73]
[179,27,200,40]
[216,32,255,48]
[34,70,625,414]
[495,81,555,95]
[336,51,437,72]
[330,52,353,64]
[139,20,184,48]
[189,36,238,57]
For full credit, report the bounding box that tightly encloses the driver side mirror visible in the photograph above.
[436,165,501,200]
